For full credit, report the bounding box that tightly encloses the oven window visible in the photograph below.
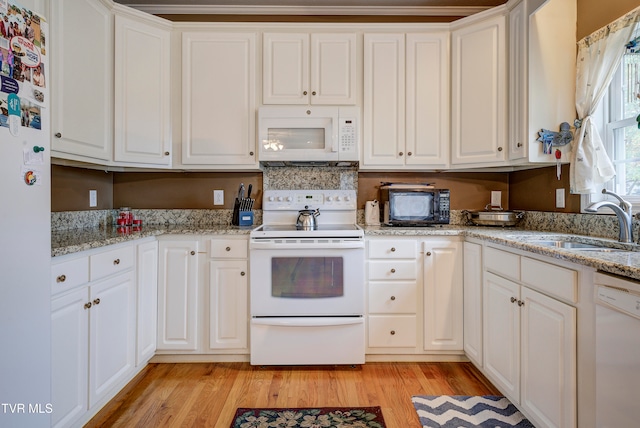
[271,257,344,298]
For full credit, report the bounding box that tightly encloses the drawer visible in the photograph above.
[209,238,248,259]
[521,257,578,303]
[368,240,417,259]
[368,315,417,348]
[368,282,417,314]
[368,260,417,281]
[485,246,520,281]
[51,256,89,295]
[90,245,134,281]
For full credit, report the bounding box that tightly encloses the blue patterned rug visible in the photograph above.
[412,395,535,428]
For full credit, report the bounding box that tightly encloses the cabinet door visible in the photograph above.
[463,241,483,366]
[51,0,112,161]
[208,260,248,350]
[406,32,450,167]
[88,271,136,408]
[51,288,89,428]
[310,33,357,105]
[114,15,171,166]
[263,33,309,104]
[508,1,527,160]
[423,239,463,351]
[521,286,577,428]
[136,240,158,366]
[451,14,507,165]
[362,33,405,167]
[157,240,199,350]
[182,32,257,165]
[483,271,520,403]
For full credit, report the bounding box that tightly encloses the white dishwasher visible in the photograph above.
[595,272,640,428]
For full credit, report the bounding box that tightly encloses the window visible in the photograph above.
[588,33,640,211]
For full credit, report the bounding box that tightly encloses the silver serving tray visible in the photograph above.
[465,210,525,227]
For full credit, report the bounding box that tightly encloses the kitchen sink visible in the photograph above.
[527,240,626,252]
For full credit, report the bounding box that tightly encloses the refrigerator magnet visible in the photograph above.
[7,93,20,136]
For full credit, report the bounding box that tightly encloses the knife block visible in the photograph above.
[231,199,240,226]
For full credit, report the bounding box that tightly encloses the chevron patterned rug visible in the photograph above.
[412,395,535,428]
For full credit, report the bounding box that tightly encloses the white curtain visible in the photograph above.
[570,6,640,194]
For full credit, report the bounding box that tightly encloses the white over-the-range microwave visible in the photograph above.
[257,106,359,165]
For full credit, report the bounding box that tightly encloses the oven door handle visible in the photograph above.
[249,241,364,250]
[251,317,363,327]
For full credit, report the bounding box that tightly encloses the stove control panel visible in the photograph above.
[263,190,357,211]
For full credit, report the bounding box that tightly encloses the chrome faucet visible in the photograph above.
[585,189,634,243]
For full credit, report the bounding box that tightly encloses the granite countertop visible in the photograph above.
[52,223,640,282]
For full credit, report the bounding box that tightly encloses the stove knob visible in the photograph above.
[268,196,275,202]
[277,196,283,202]
[344,195,351,201]
[335,196,342,201]
[286,196,293,202]
[327,196,333,202]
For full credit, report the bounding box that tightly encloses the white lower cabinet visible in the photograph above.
[51,242,139,428]
[136,240,158,366]
[157,239,199,351]
[422,238,463,351]
[463,240,483,366]
[481,245,577,428]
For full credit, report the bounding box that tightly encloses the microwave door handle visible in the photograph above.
[331,124,339,152]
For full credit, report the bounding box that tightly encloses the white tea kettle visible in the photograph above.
[296,206,320,230]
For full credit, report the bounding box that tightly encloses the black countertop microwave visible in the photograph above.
[379,183,450,226]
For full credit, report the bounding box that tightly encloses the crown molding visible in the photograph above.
[122,4,491,16]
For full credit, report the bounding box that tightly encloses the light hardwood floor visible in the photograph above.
[86,362,499,428]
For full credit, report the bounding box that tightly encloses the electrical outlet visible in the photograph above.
[491,191,502,207]
[556,188,565,209]
[214,190,224,206]
[89,190,97,207]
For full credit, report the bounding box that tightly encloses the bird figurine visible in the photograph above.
[537,122,574,154]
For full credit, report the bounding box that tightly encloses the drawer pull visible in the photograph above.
[241,271,246,276]
[426,251,432,256]
[164,151,170,156]
[56,275,66,283]
[93,298,101,305]
[113,259,120,265]
[390,330,396,335]
[390,247,396,252]
[191,251,196,255]
[390,295,396,301]
[54,132,62,138]
[226,246,231,252]
[390,268,396,273]
[84,302,92,310]
[510,297,517,303]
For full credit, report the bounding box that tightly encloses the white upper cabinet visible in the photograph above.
[362,31,449,169]
[113,13,171,167]
[181,32,257,167]
[51,0,113,162]
[510,0,577,164]
[451,11,507,166]
[263,32,357,105]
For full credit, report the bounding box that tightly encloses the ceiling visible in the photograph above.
[113,0,508,17]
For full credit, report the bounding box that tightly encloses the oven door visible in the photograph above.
[249,240,364,316]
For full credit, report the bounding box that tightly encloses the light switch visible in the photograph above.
[556,188,565,209]
[89,190,97,207]
[214,190,224,205]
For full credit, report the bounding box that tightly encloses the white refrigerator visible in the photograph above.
[0,1,51,426]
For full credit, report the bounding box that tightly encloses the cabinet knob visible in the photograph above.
[249,151,254,156]
[390,268,396,273]
[311,91,316,96]
[390,330,396,335]
[226,246,231,252]
[56,275,66,283]
[303,91,308,96]
[93,298,101,305]
[517,300,525,307]
[399,152,404,156]
[407,152,412,156]
[517,142,523,148]
[113,258,120,265]
[241,271,246,276]
[84,302,92,310]
[390,247,396,252]
[306,110,311,115]
[164,151,170,156]
[426,251,432,256]
[390,295,396,301]
[190,251,196,255]
[510,297,517,303]
[54,132,62,138]
[497,146,503,152]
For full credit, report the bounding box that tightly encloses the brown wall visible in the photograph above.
[509,164,581,212]
[51,165,114,212]
[577,0,639,40]
[358,171,509,210]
